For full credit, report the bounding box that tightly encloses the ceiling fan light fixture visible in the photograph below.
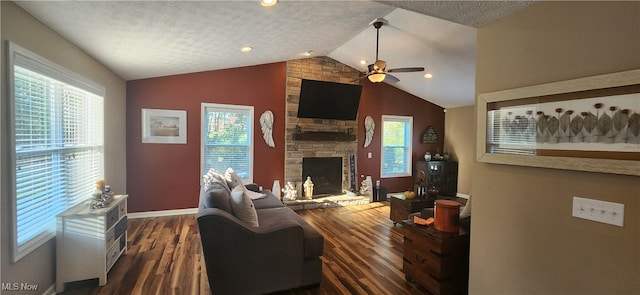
[368,73,386,83]
[260,0,277,7]
[424,73,433,79]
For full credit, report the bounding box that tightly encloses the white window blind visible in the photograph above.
[201,103,253,182]
[8,42,105,262]
[381,115,413,178]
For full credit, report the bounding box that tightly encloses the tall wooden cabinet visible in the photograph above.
[416,160,458,196]
[56,195,128,292]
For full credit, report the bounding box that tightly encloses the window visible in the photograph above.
[201,103,253,183]
[8,42,105,262]
[381,115,413,178]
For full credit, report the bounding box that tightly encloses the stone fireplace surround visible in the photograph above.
[284,57,365,204]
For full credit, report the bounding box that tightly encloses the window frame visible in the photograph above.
[380,115,413,178]
[7,41,105,262]
[200,103,254,184]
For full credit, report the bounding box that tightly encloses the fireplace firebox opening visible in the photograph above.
[302,157,343,197]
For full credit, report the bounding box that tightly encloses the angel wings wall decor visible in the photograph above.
[260,110,275,148]
[364,116,375,148]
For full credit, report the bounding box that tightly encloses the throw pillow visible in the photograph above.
[460,194,472,219]
[224,168,266,200]
[245,189,267,200]
[203,183,233,213]
[230,185,259,227]
[224,167,243,189]
[203,168,231,192]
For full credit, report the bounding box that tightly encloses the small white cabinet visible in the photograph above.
[56,194,128,293]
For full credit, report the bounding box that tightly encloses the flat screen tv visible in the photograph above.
[297,79,362,121]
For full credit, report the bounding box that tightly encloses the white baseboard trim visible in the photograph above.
[456,193,470,199]
[128,208,198,219]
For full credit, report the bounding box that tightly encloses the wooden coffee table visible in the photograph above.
[389,194,434,224]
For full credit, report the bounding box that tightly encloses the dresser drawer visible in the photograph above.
[404,228,446,254]
[404,258,458,295]
[114,216,127,240]
[404,242,459,277]
[106,217,127,247]
[106,206,120,230]
[106,236,123,272]
[119,201,127,218]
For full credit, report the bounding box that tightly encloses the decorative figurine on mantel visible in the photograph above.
[303,176,314,200]
[282,181,298,201]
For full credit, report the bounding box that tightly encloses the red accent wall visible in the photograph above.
[126,63,287,212]
[356,81,445,194]
[126,61,443,212]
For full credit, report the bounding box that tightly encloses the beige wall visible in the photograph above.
[471,2,639,294]
[444,106,474,195]
[1,1,127,291]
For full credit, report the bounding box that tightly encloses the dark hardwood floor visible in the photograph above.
[60,202,431,295]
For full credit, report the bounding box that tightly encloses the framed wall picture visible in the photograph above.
[476,69,640,176]
[141,108,187,144]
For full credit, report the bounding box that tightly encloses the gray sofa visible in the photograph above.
[197,182,324,294]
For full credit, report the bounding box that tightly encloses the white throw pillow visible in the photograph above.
[460,194,472,219]
[203,168,231,192]
[224,167,243,189]
[225,167,266,200]
[230,185,259,227]
[245,189,267,200]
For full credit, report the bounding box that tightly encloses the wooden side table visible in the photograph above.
[389,194,434,224]
[402,220,470,295]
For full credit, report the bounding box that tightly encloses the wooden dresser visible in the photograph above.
[402,220,469,295]
[56,195,128,292]
[389,194,434,224]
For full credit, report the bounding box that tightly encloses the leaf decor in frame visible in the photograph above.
[477,69,640,176]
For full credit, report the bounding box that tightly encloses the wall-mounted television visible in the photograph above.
[297,79,362,121]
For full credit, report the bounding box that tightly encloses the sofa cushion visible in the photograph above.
[202,183,233,213]
[230,185,260,227]
[257,207,324,258]
[252,190,284,209]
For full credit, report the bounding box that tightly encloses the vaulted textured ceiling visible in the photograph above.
[14,1,533,108]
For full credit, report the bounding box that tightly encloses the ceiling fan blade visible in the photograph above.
[384,74,400,83]
[387,67,425,73]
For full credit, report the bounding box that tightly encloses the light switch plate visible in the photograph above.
[572,196,624,227]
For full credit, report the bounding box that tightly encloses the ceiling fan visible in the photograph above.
[359,18,424,83]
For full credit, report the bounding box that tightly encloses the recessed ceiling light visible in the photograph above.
[360,60,367,65]
[302,50,313,56]
[261,0,277,7]
[241,46,253,53]
[424,73,433,79]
